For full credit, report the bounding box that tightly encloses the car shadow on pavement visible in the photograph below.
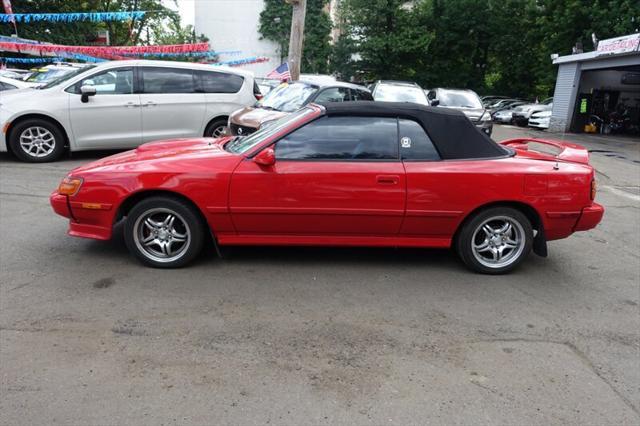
[77,220,559,276]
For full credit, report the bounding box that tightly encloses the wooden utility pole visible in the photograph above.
[286,0,307,80]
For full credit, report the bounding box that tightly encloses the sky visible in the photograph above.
[163,0,195,27]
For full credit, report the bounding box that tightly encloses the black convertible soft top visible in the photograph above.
[320,101,510,160]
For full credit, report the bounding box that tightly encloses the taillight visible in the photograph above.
[590,179,597,201]
[58,176,83,196]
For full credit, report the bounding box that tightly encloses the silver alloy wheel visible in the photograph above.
[211,125,225,138]
[19,126,56,158]
[133,208,191,263]
[471,215,526,269]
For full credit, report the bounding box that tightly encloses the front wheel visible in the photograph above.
[204,119,228,138]
[456,207,533,274]
[9,119,65,162]
[124,197,206,268]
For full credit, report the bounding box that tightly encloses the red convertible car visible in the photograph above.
[50,102,603,274]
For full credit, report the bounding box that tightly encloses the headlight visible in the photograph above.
[57,176,83,196]
[480,111,491,121]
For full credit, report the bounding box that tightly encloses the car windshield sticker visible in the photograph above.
[401,137,411,148]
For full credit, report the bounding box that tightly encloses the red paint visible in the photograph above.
[50,107,604,253]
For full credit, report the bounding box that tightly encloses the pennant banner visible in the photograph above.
[0,41,210,59]
[212,56,270,67]
[1,56,61,63]
[0,11,146,23]
[120,50,242,58]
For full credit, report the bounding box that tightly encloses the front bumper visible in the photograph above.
[529,114,551,128]
[475,121,493,136]
[50,191,114,241]
[574,203,604,232]
[0,109,9,153]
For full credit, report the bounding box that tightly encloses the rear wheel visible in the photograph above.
[124,197,205,268]
[204,118,227,138]
[9,119,65,162]
[456,207,533,274]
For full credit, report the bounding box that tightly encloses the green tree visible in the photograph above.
[339,0,433,81]
[0,0,191,46]
[258,0,332,73]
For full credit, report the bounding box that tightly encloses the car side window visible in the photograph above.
[69,68,133,95]
[351,89,373,101]
[196,70,244,93]
[276,116,398,160]
[399,119,440,161]
[314,87,350,103]
[141,67,195,94]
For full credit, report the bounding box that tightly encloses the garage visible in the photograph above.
[549,33,640,135]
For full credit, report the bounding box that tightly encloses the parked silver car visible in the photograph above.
[0,60,259,162]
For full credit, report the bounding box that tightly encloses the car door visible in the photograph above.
[67,67,142,149]
[228,115,406,235]
[139,67,206,142]
[396,118,464,238]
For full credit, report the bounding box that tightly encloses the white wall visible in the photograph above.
[194,0,281,77]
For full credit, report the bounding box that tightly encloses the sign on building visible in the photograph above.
[597,33,640,55]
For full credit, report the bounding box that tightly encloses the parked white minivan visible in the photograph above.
[0,60,259,162]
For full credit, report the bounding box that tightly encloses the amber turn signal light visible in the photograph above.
[590,179,597,201]
[58,177,83,196]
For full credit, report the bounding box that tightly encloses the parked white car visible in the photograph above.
[0,60,258,162]
[512,98,553,126]
[528,110,552,129]
[0,76,38,91]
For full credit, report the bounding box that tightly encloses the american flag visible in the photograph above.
[266,62,291,81]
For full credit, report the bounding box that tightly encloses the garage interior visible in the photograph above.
[572,65,640,134]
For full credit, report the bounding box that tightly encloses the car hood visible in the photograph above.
[71,137,241,174]
[442,106,485,120]
[230,106,288,129]
[516,103,552,113]
[0,87,53,110]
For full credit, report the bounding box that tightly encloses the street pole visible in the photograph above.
[286,0,306,80]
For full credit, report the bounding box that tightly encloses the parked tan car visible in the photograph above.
[228,80,373,135]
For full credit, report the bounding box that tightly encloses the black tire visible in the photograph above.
[124,196,206,268]
[456,207,533,274]
[9,118,65,162]
[204,118,228,138]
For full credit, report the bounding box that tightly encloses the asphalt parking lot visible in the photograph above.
[1,125,639,425]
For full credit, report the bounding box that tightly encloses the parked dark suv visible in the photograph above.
[427,88,493,136]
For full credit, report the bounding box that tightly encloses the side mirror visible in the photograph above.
[430,99,440,107]
[254,147,276,167]
[80,85,97,103]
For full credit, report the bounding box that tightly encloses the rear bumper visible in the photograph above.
[574,203,604,232]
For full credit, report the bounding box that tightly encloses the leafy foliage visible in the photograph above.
[258,0,332,73]
[336,0,640,98]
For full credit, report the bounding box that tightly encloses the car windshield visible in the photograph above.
[38,66,94,89]
[438,90,483,108]
[225,107,316,154]
[258,82,318,112]
[374,84,428,105]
